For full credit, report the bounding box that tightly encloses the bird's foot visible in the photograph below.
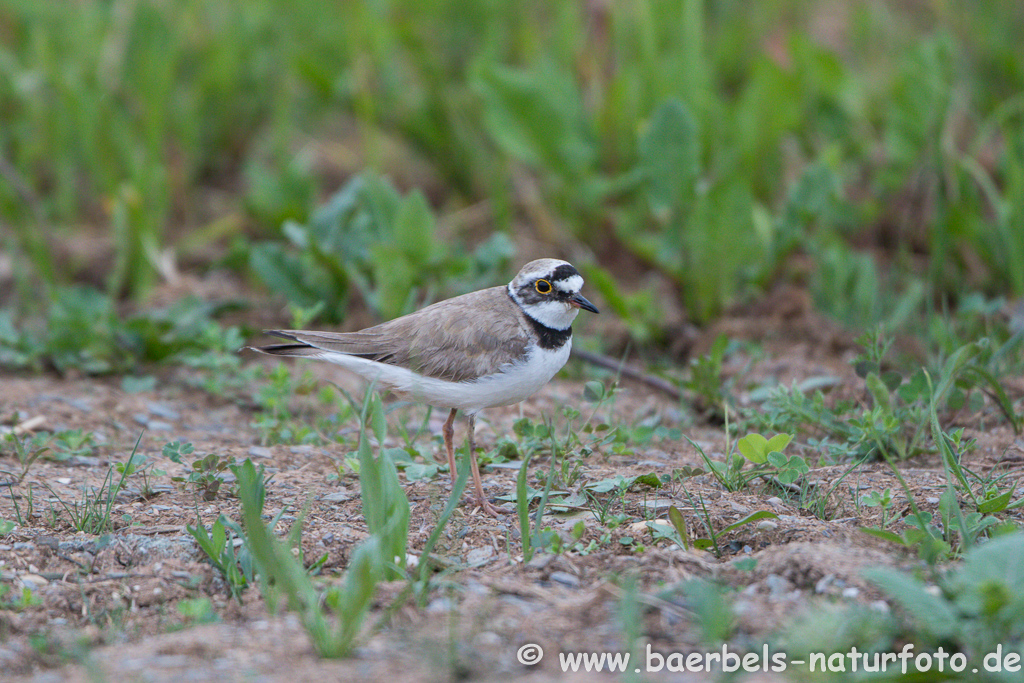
[471,497,510,517]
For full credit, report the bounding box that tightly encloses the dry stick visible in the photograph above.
[572,349,682,401]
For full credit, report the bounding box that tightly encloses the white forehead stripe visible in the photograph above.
[514,259,572,284]
[554,274,583,293]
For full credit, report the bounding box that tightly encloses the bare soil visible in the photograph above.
[2,317,1023,682]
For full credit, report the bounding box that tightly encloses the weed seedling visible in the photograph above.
[859,488,895,528]
[236,457,381,658]
[0,431,49,482]
[49,429,98,461]
[44,434,142,534]
[166,443,235,501]
[187,514,255,601]
[114,454,166,498]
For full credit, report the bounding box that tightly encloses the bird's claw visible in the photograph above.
[472,498,509,517]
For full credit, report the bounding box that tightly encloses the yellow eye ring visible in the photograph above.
[535,279,552,294]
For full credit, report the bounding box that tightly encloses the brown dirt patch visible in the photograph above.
[2,338,1022,682]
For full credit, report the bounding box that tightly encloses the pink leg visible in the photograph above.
[442,408,458,486]
[466,413,505,517]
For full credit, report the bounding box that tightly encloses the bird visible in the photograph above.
[247,258,599,516]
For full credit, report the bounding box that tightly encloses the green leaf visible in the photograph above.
[632,473,662,489]
[897,368,930,403]
[667,505,689,551]
[864,566,958,638]
[476,62,595,179]
[721,510,778,534]
[393,189,438,262]
[978,488,1015,514]
[865,372,892,411]
[765,433,793,454]
[777,469,799,485]
[880,370,903,392]
[249,242,323,310]
[639,98,699,216]
[517,455,534,562]
[335,536,382,646]
[369,392,387,445]
[859,527,907,545]
[583,380,606,403]
[737,434,768,464]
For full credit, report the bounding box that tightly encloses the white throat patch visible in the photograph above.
[520,299,580,330]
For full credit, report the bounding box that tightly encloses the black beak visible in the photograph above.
[569,292,599,314]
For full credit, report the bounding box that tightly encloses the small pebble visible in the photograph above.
[466,546,495,565]
[146,402,180,420]
[526,553,553,570]
[426,597,454,613]
[549,571,580,588]
[765,574,792,598]
[475,631,502,646]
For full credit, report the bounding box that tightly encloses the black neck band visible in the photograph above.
[508,289,573,350]
[523,312,572,350]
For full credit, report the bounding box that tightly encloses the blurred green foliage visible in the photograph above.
[249,172,514,323]
[0,0,1022,343]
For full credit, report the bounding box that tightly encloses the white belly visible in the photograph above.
[310,340,572,413]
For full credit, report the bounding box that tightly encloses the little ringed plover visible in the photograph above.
[248,258,599,516]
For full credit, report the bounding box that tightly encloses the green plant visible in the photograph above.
[176,597,218,625]
[673,579,734,645]
[859,488,896,528]
[648,505,691,551]
[169,450,235,502]
[236,457,381,658]
[843,533,1024,677]
[516,445,561,564]
[0,431,49,482]
[0,584,43,611]
[249,172,513,325]
[681,335,733,419]
[653,494,776,558]
[114,454,166,498]
[249,364,326,446]
[758,330,1020,464]
[687,432,804,493]
[187,515,256,602]
[413,454,470,606]
[49,429,98,461]
[44,434,142,534]
[350,390,410,580]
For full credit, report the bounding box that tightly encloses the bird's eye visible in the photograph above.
[535,279,552,294]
